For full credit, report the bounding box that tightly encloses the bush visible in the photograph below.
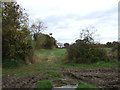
[2,59,25,68]
[67,39,109,64]
[112,42,120,60]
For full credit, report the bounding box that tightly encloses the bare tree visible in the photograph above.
[80,26,98,44]
[30,19,47,40]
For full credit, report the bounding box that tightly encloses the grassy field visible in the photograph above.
[36,48,66,55]
[36,48,67,62]
[3,48,119,76]
[2,48,119,88]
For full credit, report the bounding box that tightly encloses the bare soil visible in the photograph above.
[59,67,120,88]
[2,67,120,88]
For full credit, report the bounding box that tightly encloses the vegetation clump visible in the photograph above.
[2,2,34,67]
[43,71,61,78]
[76,81,98,89]
[2,2,57,68]
[112,42,120,60]
[67,29,109,64]
[33,33,57,49]
[35,80,53,89]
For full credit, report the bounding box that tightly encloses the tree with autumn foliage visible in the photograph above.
[2,2,34,67]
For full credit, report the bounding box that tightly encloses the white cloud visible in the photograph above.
[17,0,119,44]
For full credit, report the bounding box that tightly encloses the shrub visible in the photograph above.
[2,59,25,68]
[112,42,120,60]
[67,39,109,64]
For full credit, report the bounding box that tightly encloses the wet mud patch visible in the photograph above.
[2,67,120,88]
[59,67,120,88]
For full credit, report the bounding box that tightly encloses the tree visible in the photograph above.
[49,33,52,36]
[2,2,33,66]
[44,34,56,49]
[33,33,57,49]
[106,42,112,48]
[80,26,97,44]
[106,41,119,48]
[30,19,47,41]
[64,43,69,48]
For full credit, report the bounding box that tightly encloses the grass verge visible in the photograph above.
[60,59,118,68]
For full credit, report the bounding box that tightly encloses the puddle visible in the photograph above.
[52,85,77,90]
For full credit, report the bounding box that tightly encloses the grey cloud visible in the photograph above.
[43,6,118,43]
[44,5,117,27]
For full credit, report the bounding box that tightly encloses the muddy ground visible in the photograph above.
[2,67,120,88]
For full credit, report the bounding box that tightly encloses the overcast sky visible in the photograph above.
[17,0,119,44]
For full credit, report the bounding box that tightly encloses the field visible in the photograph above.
[2,48,119,88]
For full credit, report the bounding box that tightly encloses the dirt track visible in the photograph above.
[2,67,120,88]
[60,67,120,88]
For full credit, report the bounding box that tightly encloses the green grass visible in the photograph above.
[76,81,98,89]
[2,48,119,77]
[62,59,118,68]
[43,70,61,78]
[3,59,118,76]
[2,64,54,76]
[36,48,66,55]
[35,80,53,89]
[36,48,66,61]
[101,48,112,50]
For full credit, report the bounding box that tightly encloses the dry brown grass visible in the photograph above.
[47,53,58,65]
[34,54,48,64]
[32,52,60,65]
